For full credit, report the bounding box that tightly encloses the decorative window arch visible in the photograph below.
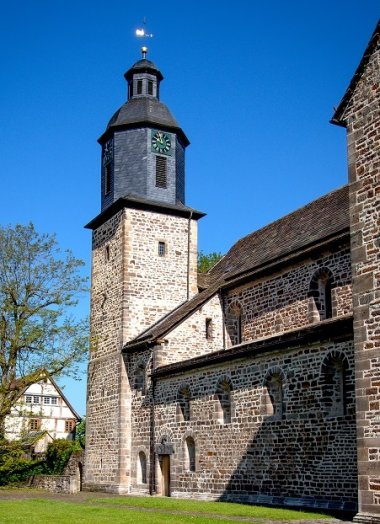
[177,386,191,422]
[321,351,348,417]
[216,378,233,424]
[185,436,196,472]
[137,450,147,484]
[309,268,334,321]
[227,301,243,346]
[262,368,285,420]
[135,361,146,393]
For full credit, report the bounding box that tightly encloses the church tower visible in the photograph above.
[84,48,204,492]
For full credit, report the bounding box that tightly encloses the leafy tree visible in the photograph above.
[75,417,86,448]
[197,251,223,273]
[0,223,88,437]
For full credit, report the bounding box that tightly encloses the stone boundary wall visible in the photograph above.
[30,450,84,494]
[31,474,73,493]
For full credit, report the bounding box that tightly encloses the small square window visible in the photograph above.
[51,397,58,405]
[25,396,32,404]
[65,420,75,432]
[30,419,40,431]
[33,396,40,404]
[44,397,50,405]
[158,241,166,257]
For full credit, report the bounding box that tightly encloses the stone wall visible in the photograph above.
[127,335,357,510]
[224,248,352,346]
[339,34,380,520]
[156,294,225,367]
[31,450,84,494]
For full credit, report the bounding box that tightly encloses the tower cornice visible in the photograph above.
[85,195,205,230]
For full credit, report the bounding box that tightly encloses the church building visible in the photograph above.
[84,22,380,522]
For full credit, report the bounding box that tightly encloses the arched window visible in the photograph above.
[321,352,348,417]
[227,302,243,346]
[177,386,191,422]
[262,369,284,420]
[135,362,146,393]
[216,379,232,424]
[185,437,196,472]
[137,451,147,484]
[309,268,333,321]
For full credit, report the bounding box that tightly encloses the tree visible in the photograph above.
[0,223,88,437]
[197,251,223,273]
[75,417,86,448]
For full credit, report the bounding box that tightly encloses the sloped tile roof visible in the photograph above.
[209,185,349,281]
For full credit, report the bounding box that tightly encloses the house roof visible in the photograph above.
[124,185,350,351]
[331,19,380,126]
[48,375,81,421]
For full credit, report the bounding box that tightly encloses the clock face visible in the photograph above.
[103,139,113,166]
[152,130,172,155]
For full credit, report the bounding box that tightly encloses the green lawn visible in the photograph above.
[0,492,332,524]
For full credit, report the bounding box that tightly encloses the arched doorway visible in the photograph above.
[155,437,174,497]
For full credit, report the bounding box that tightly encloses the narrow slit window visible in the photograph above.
[155,156,167,188]
[104,164,112,195]
[148,80,153,95]
[205,318,212,339]
[137,79,143,95]
[158,241,166,257]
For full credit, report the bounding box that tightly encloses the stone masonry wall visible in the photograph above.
[123,208,198,340]
[340,40,380,519]
[156,295,225,367]
[128,339,357,509]
[86,204,198,491]
[224,248,352,346]
[85,210,130,492]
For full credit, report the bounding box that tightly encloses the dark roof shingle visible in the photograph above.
[209,185,349,281]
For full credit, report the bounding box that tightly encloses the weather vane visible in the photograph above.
[135,17,154,39]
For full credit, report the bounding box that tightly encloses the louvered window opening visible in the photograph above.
[104,164,112,194]
[156,156,167,188]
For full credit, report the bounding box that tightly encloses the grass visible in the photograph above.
[0,490,332,524]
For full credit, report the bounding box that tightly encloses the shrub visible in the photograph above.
[0,439,43,486]
[43,439,81,475]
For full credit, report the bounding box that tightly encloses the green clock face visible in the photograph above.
[152,131,171,155]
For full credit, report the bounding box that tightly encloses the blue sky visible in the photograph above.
[0,2,378,416]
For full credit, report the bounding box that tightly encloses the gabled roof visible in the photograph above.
[124,185,350,351]
[331,19,380,126]
[47,375,81,421]
[209,185,349,282]
[20,372,81,421]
